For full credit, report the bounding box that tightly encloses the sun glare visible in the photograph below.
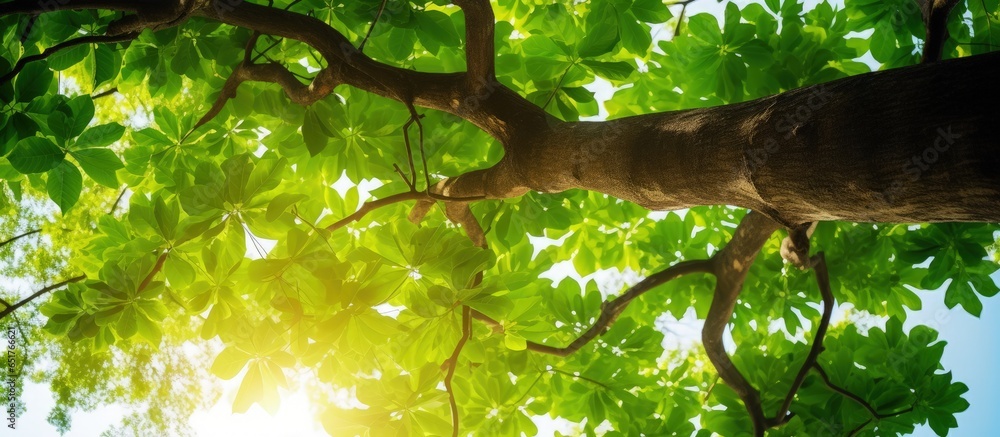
[189,376,326,437]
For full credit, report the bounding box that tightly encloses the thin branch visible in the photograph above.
[325,181,487,233]
[392,163,415,190]
[848,418,873,437]
[402,113,420,189]
[250,36,282,64]
[0,276,86,321]
[409,108,431,192]
[0,32,139,84]
[194,0,551,144]
[138,252,169,292]
[702,375,721,407]
[812,364,879,417]
[325,191,426,231]
[108,187,127,215]
[547,367,611,390]
[443,305,472,437]
[0,229,41,251]
[358,0,389,52]
[473,259,713,356]
[91,86,118,99]
[541,62,574,111]
[813,364,915,422]
[768,252,834,426]
[673,1,692,38]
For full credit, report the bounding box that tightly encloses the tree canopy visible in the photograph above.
[0,0,998,436]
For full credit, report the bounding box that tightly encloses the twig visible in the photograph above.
[1,32,139,84]
[108,188,127,215]
[405,105,431,192]
[547,367,611,390]
[358,0,389,52]
[768,252,834,426]
[541,62,574,111]
[472,259,713,356]
[0,229,41,250]
[91,87,118,99]
[813,363,916,427]
[0,276,86,320]
[848,418,873,437]
[443,305,472,437]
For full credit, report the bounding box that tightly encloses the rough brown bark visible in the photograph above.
[5,0,996,225]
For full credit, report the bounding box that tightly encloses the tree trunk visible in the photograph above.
[517,52,1000,225]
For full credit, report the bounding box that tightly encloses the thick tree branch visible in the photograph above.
[191,31,339,137]
[0,0,137,16]
[702,211,781,436]
[473,259,712,356]
[0,32,138,84]
[922,0,961,63]
[2,0,551,145]
[196,0,551,145]
[454,0,496,87]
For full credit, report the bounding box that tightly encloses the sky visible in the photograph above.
[6,0,999,436]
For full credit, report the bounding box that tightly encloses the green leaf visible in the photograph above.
[75,123,125,149]
[266,193,308,221]
[211,347,252,380]
[870,25,897,63]
[688,14,723,45]
[47,44,90,71]
[504,332,527,351]
[93,45,120,88]
[70,148,123,188]
[619,18,652,55]
[945,278,982,317]
[579,3,621,57]
[46,161,83,214]
[581,60,635,80]
[66,95,96,138]
[153,196,179,240]
[233,362,265,413]
[14,61,53,102]
[630,0,673,23]
[303,108,329,156]
[8,137,65,174]
[415,10,460,50]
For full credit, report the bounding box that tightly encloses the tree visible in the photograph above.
[0,0,997,435]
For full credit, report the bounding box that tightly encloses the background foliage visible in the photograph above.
[0,0,998,435]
